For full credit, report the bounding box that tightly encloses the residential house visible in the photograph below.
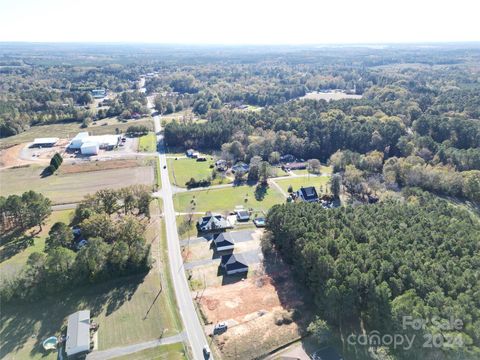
[213,232,235,251]
[232,162,249,173]
[220,253,249,275]
[296,186,319,202]
[197,214,233,232]
[236,210,250,222]
[66,310,91,357]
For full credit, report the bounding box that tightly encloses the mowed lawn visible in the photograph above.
[138,132,157,152]
[291,165,333,176]
[0,164,154,204]
[0,118,153,149]
[173,184,285,213]
[0,209,74,281]
[112,343,187,360]
[274,175,330,194]
[168,157,231,188]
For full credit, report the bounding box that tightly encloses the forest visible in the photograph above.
[265,190,480,359]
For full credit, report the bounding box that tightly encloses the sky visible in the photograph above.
[0,0,479,44]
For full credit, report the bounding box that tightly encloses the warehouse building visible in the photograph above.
[68,132,120,155]
[30,137,59,148]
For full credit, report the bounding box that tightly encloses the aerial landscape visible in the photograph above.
[0,1,479,360]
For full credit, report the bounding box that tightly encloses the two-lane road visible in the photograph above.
[151,106,209,360]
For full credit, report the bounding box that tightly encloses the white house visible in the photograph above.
[66,310,91,357]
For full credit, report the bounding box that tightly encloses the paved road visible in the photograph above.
[151,100,209,360]
[86,332,186,360]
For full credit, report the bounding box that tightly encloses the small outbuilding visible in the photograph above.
[213,232,235,252]
[66,310,91,357]
[31,137,59,148]
[236,210,250,222]
[220,253,248,275]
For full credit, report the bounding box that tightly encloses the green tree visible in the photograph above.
[330,174,342,199]
[45,222,73,252]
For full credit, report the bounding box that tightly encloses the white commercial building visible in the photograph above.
[31,137,59,148]
[69,132,120,155]
[66,310,91,357]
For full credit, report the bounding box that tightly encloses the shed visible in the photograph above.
[31,137,59,148]
[236,210,250,222]
[66,310,91,357]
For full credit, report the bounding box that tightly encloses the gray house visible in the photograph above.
[197,214,233,232]
[66,310,91,357]
[213,232,235,251]
[220,253,248,275]
[296,186,319,202]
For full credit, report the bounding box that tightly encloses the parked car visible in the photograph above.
[213,322,228,334]
[253,217,266,227]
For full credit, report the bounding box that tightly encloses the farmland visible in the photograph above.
[0,163,154,204]
[173,184,285,213]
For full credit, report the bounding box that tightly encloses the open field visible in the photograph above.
[173,184,285,213]
[0,202,182,359]
[112,343,187,360]
[168,156,231,187]
[292,165,333,176]
[301,91,362,101]
[0,164,154,204]
[274,175,330,194]
[58,159,145,174]
[0,118,153,149]
[138,132,157,152]
[0,209,74,281]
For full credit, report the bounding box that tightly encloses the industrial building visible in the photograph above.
[68,132,120,155]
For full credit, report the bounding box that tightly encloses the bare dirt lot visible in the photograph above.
[59,159,144,174]
[197,265,309,359]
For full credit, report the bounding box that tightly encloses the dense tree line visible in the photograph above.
[0,191,52,233]
[265,190,480,359]
[0,186,153,303]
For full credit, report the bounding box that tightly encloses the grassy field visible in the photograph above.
[292,165,333,176]
[173,184,285,213]
[138,132,157,152]
[168,157,231,188]
[0,202,182,359]
[0,164,154,204]
[274,175,330,194]
[0,118,153,149]
[112,343,187,360]
[0,209,74,282]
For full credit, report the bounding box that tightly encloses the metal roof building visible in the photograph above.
[66,310,91,357]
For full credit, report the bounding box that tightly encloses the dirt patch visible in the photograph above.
[216,312,301,360]
[198,271,303,324]
[59,159,142,174]
[0,144,30,168]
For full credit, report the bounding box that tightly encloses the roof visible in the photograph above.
[237,210,250,219]
[33,137,59,144]
[221,253,248,271]
[298,186,318,201]
[66,310,90,356]
[197,215,231,231]
[213,233,234,248]
[286,162,307,170]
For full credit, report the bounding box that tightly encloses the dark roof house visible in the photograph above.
[213,232,235,251]
[197,215,233,232]
[220,253,248,275]
[296,186,319,202]
[232,162,249,173]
